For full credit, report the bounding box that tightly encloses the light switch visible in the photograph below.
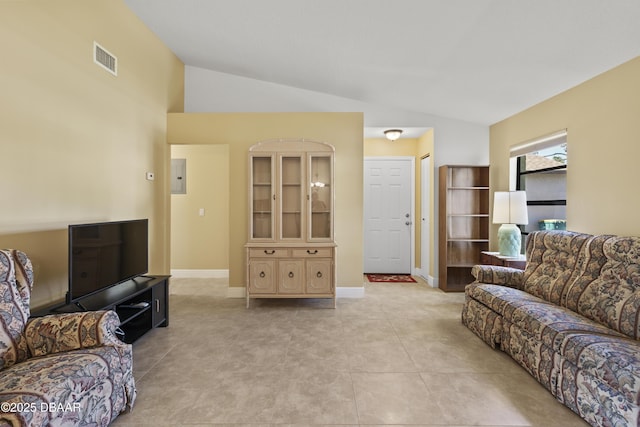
[199,208,205,216]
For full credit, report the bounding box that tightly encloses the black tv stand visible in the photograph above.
[36,275,169,344]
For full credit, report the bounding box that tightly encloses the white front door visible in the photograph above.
[363,158,413,274]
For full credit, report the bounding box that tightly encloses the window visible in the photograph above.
[510,130,567,235]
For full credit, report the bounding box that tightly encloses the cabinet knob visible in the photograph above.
[259,271,266,278]
[316,271,323,278]
[288,271,294,278]
[264,250,276,255]
[307,249,318,255]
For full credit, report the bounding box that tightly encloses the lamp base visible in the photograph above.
[497,224,522,257]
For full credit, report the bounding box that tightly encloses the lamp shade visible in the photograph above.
[493,191,528,225]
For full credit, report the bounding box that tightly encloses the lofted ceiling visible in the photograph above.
[124,0,640,128]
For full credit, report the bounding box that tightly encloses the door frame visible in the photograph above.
[418,154,435,286]
[363,156,416,274]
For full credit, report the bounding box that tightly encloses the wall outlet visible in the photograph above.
[146,172,155,181]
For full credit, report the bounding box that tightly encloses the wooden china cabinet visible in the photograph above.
[245,139,336,307]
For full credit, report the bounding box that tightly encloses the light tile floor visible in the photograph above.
[111,276,588,427]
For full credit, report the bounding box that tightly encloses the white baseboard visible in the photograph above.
[170,269,229,278]
[225,285,365,299]
[227,286,245,298]
[337,286,365,298]
[169,272,366,299]
[415,268,437,288]
[429,275,438,288]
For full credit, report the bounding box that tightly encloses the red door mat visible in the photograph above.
[366,274,417,283]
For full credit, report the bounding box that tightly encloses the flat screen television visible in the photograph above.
[68,219,148,304]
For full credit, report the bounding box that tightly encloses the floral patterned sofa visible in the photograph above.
[0,249,136,426]
[462,230,640,427]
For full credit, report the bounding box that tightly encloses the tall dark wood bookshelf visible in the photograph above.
[438,165,490,291]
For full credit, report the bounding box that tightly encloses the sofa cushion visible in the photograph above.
[557,348,640,427]
[522,231,592,305]
[468,283,626,350]
[565,235,640,339]
[0,346,130,427]
[557,333,640,405]
[0,250,31,370]
[467,283,545,317]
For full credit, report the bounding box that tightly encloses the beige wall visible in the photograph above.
[364,138,419,157]
[170,145,230,270]
[490,56,640,242]
[167,112,364,288]
[0,1,184,308]
[363,130,436,279]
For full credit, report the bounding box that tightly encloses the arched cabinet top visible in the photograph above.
[249,138,335,153]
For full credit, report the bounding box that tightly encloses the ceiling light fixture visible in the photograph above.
[384,129,403,141]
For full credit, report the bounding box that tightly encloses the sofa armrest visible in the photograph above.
[25,310,125,357]
[471,265,525,289]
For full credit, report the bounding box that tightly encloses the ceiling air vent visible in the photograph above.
[93,42,117,76]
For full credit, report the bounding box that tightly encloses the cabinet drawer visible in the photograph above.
[305,259,333,294]
[249,248,288,258]
[278,260,304,294]
[292,248,333,258]
[249,260,277,293]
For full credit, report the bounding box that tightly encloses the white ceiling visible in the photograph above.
[124,0,640,128]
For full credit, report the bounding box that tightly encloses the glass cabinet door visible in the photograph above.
[309,155,332,239]
[251,156,273,239]
[280,155,302,239]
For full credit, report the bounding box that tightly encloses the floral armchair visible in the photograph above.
[0,249,136,427]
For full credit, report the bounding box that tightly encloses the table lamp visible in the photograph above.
[493,191,528,257]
